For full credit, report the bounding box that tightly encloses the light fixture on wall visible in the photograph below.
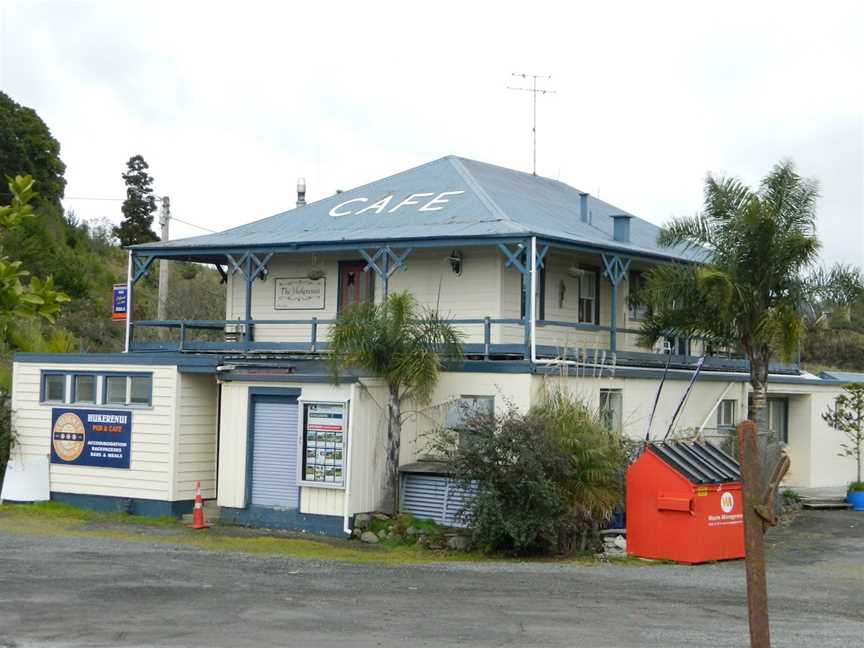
[567,264,587,278]
[308,253,324,280]
[447,249,463,275]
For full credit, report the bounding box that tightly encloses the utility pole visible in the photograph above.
[156,196,170,331]
[507,73,555,175]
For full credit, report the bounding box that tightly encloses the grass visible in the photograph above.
[0,502,486,565]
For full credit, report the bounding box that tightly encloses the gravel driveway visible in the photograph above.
[0,509,861,647]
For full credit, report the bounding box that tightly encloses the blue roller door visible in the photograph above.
[250,397,299,509]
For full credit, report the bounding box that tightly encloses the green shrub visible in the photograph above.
[781,488,801,504]
[848,481,864,493]
[433,388,631,556]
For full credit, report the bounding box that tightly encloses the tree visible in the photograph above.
[328,291,463,512]
[0,92,66,209]
[114,155,159,246]
[636,161,861,435]
[0,175,70,327]
[822,383,864,486]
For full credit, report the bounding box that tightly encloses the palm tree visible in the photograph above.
[329,291,463,513]
[637,160,853,435]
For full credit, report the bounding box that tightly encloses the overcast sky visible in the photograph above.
[1,1,862,265]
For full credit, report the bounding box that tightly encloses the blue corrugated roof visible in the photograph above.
[132,156,702,261]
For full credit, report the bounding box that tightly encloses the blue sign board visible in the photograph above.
[112,283,128,320]
[50,408,132,469]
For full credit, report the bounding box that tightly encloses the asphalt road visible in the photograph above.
[0,509,861,647]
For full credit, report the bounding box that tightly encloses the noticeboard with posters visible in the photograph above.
[50,408,132,469]
[301,402,346,486]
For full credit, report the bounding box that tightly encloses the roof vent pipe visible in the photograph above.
[296,177,307,207]
[612,214,633,243]
[579,192,589,223]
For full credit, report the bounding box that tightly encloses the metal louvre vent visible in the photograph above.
[251,399,300,508]
[401,473,477,528]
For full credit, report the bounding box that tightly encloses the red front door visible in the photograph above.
[338,261,375,312]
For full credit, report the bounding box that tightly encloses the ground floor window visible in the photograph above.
[717,399,737,432]
[446,395,495,448]
[599,389,623,434]
[40,371,152,407]
[768,398,789,444]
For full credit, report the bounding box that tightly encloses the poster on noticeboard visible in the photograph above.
[302,403,345,486]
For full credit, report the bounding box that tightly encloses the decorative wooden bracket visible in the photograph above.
[131,254,156,284]
[226,252,273,282]
[214,264,228,284]
[498,243,527,274]
[359,246,412,280]
[600,253,631,287]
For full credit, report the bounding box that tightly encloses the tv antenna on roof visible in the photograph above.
[507,73,555,176]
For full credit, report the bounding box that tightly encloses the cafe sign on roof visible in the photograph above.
[328,190,465,217]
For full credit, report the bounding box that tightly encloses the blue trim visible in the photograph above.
[220,372,357,384]
[70,373,97,405]
[49,492,195,517]
[16,352,220,372]
[219,506,346,536]
[245,390,300,507]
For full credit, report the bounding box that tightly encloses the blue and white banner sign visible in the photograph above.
[112,284,128,320]
[50,408,132,469]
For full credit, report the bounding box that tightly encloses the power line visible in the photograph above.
[171,216,216,233]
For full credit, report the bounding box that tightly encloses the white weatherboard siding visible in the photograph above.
[346,379,389,515]
[174,373,218,500]
[11,362,178,501]
[216,381,353,514]
[227,249,502,348]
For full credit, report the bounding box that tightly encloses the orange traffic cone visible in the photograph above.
[187,480,210,529]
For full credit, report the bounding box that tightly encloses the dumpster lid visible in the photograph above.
[648,440,740,484]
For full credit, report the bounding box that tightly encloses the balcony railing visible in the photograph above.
[129,318,801,374]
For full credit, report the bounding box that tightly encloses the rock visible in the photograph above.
[377,530,388,539]
[405,526,418,537]
[354,513,372,530]
[372,512,390,521]
[352,528,362,538]
[446,535,471,552]
[360,531,379,544]
[613,535,627,550]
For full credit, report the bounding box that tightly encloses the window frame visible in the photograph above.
[71,374,97,404]
[628,270,650,321]
[41,372,68,403]
[39,370,153,408]
[446,395,495,450]
[717,399,737,429]
[767,397,789,444]
[599,388,623,434]
[578,265,600,325]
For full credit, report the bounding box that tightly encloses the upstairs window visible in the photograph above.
[105,376,127,405]
[578,268,599,324]
[39,371,152,407]
[628,270,650,321]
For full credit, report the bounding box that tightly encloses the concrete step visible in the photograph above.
[800,499,851,510]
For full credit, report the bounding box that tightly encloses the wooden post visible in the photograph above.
[737,420,771,648]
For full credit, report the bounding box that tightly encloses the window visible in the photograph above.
[768,398,789,444]
[578,268,599,324]
[72,375,96,403]
[520,254,546,320]
[40,371,152,407]
[717,399,737,431]
[628,270,650,320]
[130,376,152,405]
[104,376,127,404]
[599,389,623,434]
[43,374,66,402]
[446,396,494,448]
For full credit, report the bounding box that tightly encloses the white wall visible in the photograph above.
[216,380,354,514]
[174,373,219,500]
[11,362,179,501]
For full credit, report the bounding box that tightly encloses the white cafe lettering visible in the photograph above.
[329,190,465,218]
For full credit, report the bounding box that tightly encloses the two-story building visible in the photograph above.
[9,156,857,534]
